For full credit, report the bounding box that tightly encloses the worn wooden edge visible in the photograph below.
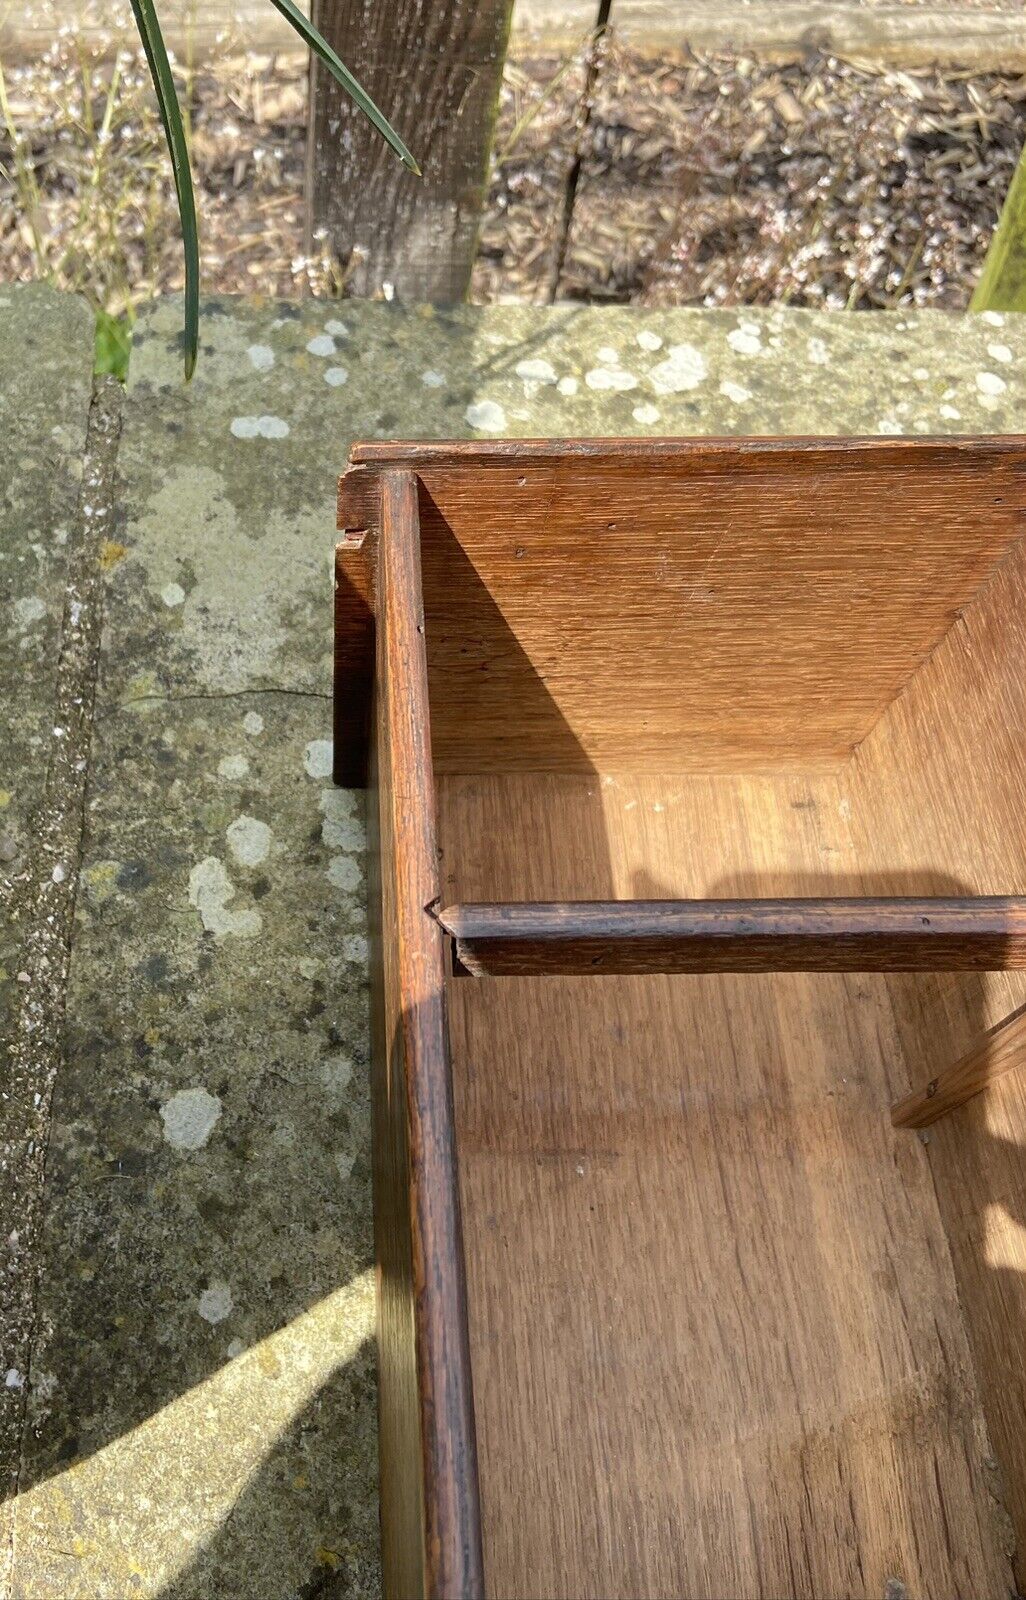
[892,1001,1026,1129]
[337,433,1026,534]
[377,471,484,1600]
[436,897,1026,977]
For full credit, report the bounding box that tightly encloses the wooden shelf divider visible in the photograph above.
[437,896,1026,979]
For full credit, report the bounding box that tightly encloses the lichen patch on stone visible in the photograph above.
[465,399,507,433]
[585,367,637,392]
[187,856,261,939]
[230,415,290,440]
[649,344,708,395]
[160,1087,223,1152]
[226,814,272,867]
[304,739,333,779]
[197,1281,234,1325]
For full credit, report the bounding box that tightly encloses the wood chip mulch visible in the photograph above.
[1,35,1023,314]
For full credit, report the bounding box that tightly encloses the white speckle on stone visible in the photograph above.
[324,366,349,387]
[807,338,829,366]
[218,754,250,780]
[421,369,446,388]
[940,404,962,421]
[325,319,350,339]
[304,739,334,779]
[243,712,264,736]
[161,582,186,608]
[14,596,46,630]
[226,814,272,867]
[877,417,904,435]
[586,366,637,392]
[727,323,763,356]
[342,932,369,964]
[51,863,65,884]
[465,400,507,433]
[335,1150,357,1181]
[632,403,661,426]
[981,310,1005,327]
[327,854,362,892]
[247,344,275,372]
[987,343,1013,365]
[5,1369,24,1390]
[556,375,578,396]
[515,358,557,384]
[596,345,620,366]
[319,1054,354,1101]
[231,416,290,440]
[636,330,663,352]
[198,1282,233,1325]
[320,789,364,850]
[976,371,1007,397]
[160,1087,222,1152]
[719,380,752,404]
[306,333,336,357]
[188,857,261,939]
[226,1338,245,1359]
[912,367,930,381]
[649,344,708,395]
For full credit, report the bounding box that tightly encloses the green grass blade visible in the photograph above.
[971,138,1026,314]
[129,0,200,377]
[95,309,134,381]
[266,0,421,176]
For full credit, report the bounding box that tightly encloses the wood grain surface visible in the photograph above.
[339,433,1026,1597]
[440,896,1026,977]
[371,471,483,1600]
[441,768,1017,1599]
[844,529,1026,1587]
[337,436,1026,775]
[892,1003,1026,1128]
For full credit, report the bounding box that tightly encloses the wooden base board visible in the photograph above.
[439,771,1022,1599]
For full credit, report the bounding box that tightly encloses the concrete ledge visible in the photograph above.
[3,1,1023,70]
[2,288,1025,1599]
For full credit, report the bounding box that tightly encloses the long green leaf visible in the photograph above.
[266,0,421,176]
[129,0,200,378]
[971,137,1026,314]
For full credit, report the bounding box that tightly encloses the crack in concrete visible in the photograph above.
[0,376,123,1600]
[110,685,331,711]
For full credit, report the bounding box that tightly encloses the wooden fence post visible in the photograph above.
[306,0,513,302]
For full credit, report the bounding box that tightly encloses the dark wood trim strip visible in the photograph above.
[333,526,379,787]
[891,1002,1026,1129]
[438,897,1026,978]
[377,470,484,1599]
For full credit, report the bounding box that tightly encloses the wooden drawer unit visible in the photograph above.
[334,437,1026,1600]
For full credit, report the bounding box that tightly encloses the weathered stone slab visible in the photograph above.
[0,284,93,990]
[0,285,95,1596]
[8,293,1025,1600]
